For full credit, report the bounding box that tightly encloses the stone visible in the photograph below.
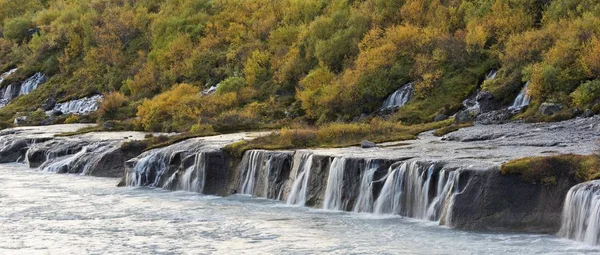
[361,140,378,148]
[42,98,56,111]
[539,102,563,116]
[475,91,501,113]
[571,107,582,116]
[475,109,514,125]
[455,111,472,123]
[434,114,449,122]
[102,121,115,130]
[51,110,63,116]
[40,117,54,126]
[583,109,593,118]
[13,116,27,125]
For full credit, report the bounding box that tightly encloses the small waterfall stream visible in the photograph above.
[509,82,531,110]
[352,160,379,213]
[0,72,46,108]
[382,83,414,109]
[322,157,347,210]
[286,153,314,206]
[558,181,600,245]
[54,95,103,115]
[0,68,17,85]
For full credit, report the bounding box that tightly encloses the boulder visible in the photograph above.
[455,111,472,124]
[102,121,115,130]
[434,114,449,122]
[13,116,27,125]
[40,117,56,126]
[583,109,593,118]
[361,140,378,148]
[51,110,63,116]
[42,98,56,111]
[475,91,501,113]
[475,109,514,125]
[539,103,563,116]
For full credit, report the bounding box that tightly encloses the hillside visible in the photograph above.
[0,0,599,134]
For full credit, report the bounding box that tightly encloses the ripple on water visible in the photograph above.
[0,164,598,254]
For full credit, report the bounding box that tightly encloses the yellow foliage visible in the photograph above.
[137,84,202,132]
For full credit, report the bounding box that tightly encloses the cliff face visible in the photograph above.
[0,116,598,236]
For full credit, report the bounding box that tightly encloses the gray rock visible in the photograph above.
[475,109,514,125]
[13,116,27,125]
[51,110,63,116]
[361,140,378,148]
[455,111,472,123]
[583,109,593,118]
[476,91,501,113]
[571,107,582,116]
[434,114,449,122]
[539,102,563,115]
[102,121,115,130]
[40,118,54,126]
[42,98,56,111]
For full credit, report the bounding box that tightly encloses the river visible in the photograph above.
[1,164,598,254]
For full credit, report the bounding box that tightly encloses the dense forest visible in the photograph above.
[0,0,599,134]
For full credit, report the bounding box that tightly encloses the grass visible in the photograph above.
[225,118,453,158]
[433,122,473,136]
[501,154,600,185]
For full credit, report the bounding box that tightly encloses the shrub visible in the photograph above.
[216,77,246,94]
[3,17,33,42]
[571,80,600,108]
[64,114,80,124]
[98,92,128,120]
[137,83,202,132]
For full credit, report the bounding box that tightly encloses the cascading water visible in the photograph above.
[286,153,314,206]
[353,160,380,213]
[558,181,600,246]
[40,146,89,173]
[237,150,292,198]
[19,73,45,95]
[0,68,17,85]
[322,157,347,210]
[53,95,103,115]
[0,72,46,108]
[162,152,207,193]
[371,161,459,221]
[382,83,414,109]
[239,150,266,195]
[509,82,531,110]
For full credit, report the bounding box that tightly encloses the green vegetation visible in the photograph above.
[433,122,473,137]
[0,0,598,136]
[501,154,600,185]
[226,119,452,158]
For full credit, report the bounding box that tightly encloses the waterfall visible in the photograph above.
[323,157,347,211]
[353,160,380,213]
[286,153,314,206]
[126,151,171,187]
[426,170,457,220]
[372,161,459,221]
[239,150,265,195]
[19,73,45,95]
[382,83,414,109]
[509,82,531,110]
[167,152,207,193]
[54,95,103,115]
[0,72,45,108]
[0,68,17,85]
[558,181,600,246]
[486,69,498,80]
[40,146,89,173]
